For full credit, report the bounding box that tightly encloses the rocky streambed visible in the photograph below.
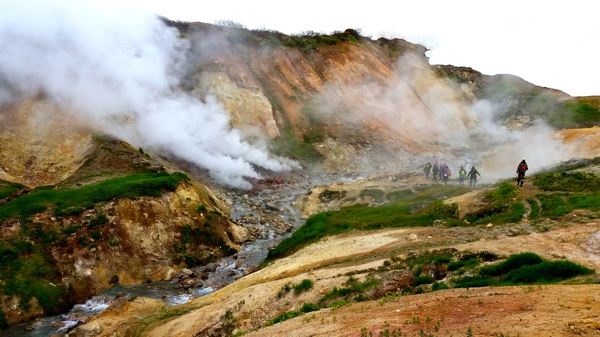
[2,172,317,336]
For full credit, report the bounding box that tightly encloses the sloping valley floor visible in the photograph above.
[73,172,600,337]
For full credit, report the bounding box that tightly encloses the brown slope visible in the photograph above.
[74,220,600,337]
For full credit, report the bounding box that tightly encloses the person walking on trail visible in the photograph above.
[424,162,432,179]
[467,166,481,187]
[458,166,467,185]
[442,164,451,185]
[432,161,439,182]
[516,158,528,187]
[438,162,445,181]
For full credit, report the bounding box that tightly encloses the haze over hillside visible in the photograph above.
[0,1,298,189]
[1,1,596,191]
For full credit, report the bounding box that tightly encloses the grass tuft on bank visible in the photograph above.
[265,186,468,262]
[0,172,189,222]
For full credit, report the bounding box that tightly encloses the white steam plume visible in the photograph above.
[468,100,576,181]
[309,52,577,181]
[0,0,297,189]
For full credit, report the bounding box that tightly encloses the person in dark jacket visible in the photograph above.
[467,166,481,187]
[516,158,528,187]
[432,161,439,182]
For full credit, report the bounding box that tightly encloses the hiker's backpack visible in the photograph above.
[445,169,451,177]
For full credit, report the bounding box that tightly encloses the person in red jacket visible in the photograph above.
[516,158,528,187]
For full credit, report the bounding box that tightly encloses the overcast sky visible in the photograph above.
[105,0,599,97]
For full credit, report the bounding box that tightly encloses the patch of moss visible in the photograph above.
[0,172,188,223]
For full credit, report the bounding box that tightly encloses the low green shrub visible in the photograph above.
[12,241,34,254]
[265,301,320,326]
[502,261,594,284]
[434,255,452,265]
[88,214,109,228]
[300,302,319,312]
[412,276,434,286]
[454,252,593,288]
[90,230,102,240]
[23,223,60,245]
[79,235,88,247]
[480,252,543,276]
[447,257,479,271]
[180,224,221,246]
[534,171,600,192]
[486,183,518,201]
[431,281,449,291]
[567,194,600,212]
[294,279,314,294]
[536,192,600,218]
[61,225,82,235]
[405,250,441,269]
[321,277,380,303]
[0,181,22,200]
[453,275,497,288]
[429,200,460,219]
[0,252,70,313]
[266,310,303,326]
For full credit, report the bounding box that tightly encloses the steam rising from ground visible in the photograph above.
[0,0,297,189]
[466,101,575,181]
[0,1,577,188]
[311,52,576,182]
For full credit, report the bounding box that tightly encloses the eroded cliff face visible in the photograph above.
[64,183,238,285]
[0,180,244,326]
[179,23,576,174]
[0,99,96,188]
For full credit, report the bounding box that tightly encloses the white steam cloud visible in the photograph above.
[310,52,577,182]
[0,0,297,189]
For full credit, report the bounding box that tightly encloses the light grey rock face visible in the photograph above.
[192,72,280,139]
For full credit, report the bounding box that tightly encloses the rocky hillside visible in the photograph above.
[0,98,254,327]
[1,19,600,334]
[165,21,600,178]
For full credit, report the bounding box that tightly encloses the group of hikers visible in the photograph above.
[423,161,480,186]
[423,158,529,187]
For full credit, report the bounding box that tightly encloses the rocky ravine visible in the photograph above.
[72,212,600,337]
